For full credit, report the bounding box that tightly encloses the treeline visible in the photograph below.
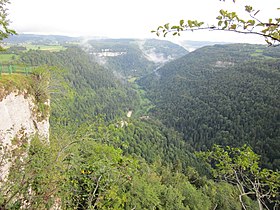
[139,44,280,170]
[19,47,140,124]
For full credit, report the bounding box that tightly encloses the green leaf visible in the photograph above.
[247,20,255,26]
[220,9,226,16]
[164,23,170,30]
[245,5,253,13]
[157,26,163,30]
[230,24,237,30]
[222,21,228,29]
[180,19,184,27]
[198,22,204,27]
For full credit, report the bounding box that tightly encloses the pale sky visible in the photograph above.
[8,0,279,44]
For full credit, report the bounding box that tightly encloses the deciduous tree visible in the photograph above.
[197,145,280,210]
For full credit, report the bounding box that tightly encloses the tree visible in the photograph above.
[152,1,280,46]
[0,0,16,50]
[197,145,280,210]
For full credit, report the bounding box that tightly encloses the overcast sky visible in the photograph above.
[8,0,279,44]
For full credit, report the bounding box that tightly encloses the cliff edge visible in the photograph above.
[0,73,50,181]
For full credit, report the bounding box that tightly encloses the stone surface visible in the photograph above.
[0,92,49,180]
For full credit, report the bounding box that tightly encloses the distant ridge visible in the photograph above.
[178,40,232,51]
[4,34,79,44]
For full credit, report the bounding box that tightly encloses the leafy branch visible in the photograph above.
[197,145,280,210]
[152,4,280,46]
[0,0,17,50]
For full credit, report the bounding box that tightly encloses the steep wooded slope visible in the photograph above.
[20,47,139,124]
[139,44,280,169]
[85,39,188,77]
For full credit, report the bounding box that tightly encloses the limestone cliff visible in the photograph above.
[0,89,50,181]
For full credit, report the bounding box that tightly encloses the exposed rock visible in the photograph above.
[127,110,132,118]
[0,92,49,181]
[214,60,235,68]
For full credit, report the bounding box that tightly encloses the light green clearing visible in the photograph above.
[0,54,19,62]
[24,44,66,52]
[127,77,137,83]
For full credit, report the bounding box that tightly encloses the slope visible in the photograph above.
[19,47,139,124]
[139,44,280,169]
[84,38,188,78]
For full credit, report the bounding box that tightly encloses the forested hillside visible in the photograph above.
[139,44,280,170]
[1,38,279,209]
[85,39,188,78]
[19,47,139,124]
[16,45,201,172]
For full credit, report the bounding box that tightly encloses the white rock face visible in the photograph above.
[0,92,49,180]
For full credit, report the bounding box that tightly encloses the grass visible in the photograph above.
[0,54,19,63]
[130,81,155,117]
[23,44,66,52]
[0,72,50,121]
[0,74,32,101]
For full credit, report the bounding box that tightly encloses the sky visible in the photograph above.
[7,0,279,44]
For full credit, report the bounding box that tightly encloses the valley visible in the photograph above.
[0,34,279,209]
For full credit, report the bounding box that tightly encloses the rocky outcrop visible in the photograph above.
[0,91,49,181]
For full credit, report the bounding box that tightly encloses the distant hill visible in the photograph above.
[4,34,80,44]
[5,35,189,78]
[139,43,280,169]
[179,40,230,51]
[84,38,188,78]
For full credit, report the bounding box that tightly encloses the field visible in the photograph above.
[0,43,66,73]
[0,54,19,63]
[23,44,66,52]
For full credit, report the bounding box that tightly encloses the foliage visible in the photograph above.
[62,139,138,209]
[2,126,260,210]
[152,1,280,46]
[0,0,16,50]
[2,40,275,209]
[139,44,280,170]
[71,117,204,174]
[0,136,63,209]
[19,47,140,125]
[197,145,280,210]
